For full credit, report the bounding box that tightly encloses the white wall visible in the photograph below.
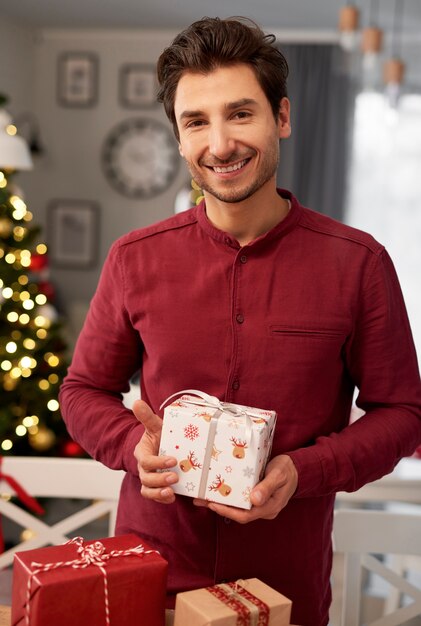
[0,14,36,113]
[17,27,190,320]
[0,13,37,194]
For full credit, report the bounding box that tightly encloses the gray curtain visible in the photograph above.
[277,44,352,220]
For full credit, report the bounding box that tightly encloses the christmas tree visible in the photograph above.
[0,104,79,457]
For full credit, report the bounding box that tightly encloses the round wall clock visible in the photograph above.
[101,117,180,199]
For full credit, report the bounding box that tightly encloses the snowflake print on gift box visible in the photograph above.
[242,486,252,503]
[184,423,199,441]
[185,482,196,493]
[242,466,255,478]
[227,416,243,430]
[225,465,233,473]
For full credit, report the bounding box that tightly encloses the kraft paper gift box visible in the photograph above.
[159,390,277,510]
[11,534,167,626]
[0,606,11,626]
[173,578,292,626]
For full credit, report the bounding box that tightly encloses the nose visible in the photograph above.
[208,123,236,161]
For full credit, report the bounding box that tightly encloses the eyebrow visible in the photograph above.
[179,98,259,122]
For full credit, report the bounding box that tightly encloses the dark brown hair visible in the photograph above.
[156,16,289,139]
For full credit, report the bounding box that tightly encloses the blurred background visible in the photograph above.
[0,0,420,456]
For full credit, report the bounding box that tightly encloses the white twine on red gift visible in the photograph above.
[25,536,158,626]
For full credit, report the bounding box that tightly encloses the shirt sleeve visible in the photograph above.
[287,248,421,497]
[59,241,144,476]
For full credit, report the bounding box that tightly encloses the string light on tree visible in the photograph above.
[0,94,80,457]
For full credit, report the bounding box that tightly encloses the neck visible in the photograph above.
[204,182,290,247]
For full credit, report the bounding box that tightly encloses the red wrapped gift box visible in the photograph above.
[11,534,167,626]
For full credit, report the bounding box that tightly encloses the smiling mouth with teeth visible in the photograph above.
[210,158,250,173]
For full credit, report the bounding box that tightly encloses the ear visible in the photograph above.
[178,142,184,158]
[277,97,291,139]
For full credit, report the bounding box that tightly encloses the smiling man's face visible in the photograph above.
[174,63,291,206]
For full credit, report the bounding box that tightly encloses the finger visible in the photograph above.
[250,466,289,507]
[206,501,258,524]
[139,453,178,472]
[132,400,163,436]
[140,484,176,504]
[139,468,178,489]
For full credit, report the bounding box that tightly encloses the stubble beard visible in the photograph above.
[186,141,280,204]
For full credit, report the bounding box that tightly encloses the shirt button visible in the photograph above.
[232,379,240,391]
[223,518,231,525]
[224,237,231,245]
[240,254,248,264]
[236,313,244,324]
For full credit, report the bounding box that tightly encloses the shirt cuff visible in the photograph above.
[286,446,325,498]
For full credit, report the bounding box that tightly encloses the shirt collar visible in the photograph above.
[195,188,302,250]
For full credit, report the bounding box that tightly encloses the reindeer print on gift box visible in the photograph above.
[230,437,248,459]
[159,391,277,510]
[208,474,232,497]
[180,451,202,472]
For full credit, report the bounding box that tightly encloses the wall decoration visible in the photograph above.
[119,64,157,109]
[57,52,99,108]
[101,117,180,198]
[47,200,99,268]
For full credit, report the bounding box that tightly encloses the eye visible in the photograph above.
[186,119,206,129]
[233,111,251,120]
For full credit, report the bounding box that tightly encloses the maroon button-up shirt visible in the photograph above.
[60,191,421,626]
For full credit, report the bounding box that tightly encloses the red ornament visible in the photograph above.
[38,281,56,301]
[62,440,85,457]
[30,253,49,271]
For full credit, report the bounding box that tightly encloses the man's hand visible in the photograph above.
[133,400,178,504]
[193,454,298,523]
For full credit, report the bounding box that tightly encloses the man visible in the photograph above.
[60,17,421,626]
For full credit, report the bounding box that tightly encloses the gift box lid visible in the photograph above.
[174,577,291,626]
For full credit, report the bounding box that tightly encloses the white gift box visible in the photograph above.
[159,390,277,510]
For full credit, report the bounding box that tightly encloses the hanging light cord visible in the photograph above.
[392,0,405,58]
[368,0,380,27]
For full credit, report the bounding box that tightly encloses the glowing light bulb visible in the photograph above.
[6,341,17,353]
[36,244,47,254]
[35,294,47,305]
[10,367,22,379]
[2,287,13,299]
[1,440,13,451]
[22,300,35,310]
[47,399,59,411]
[1,360,12,371]
[23,338,36,349]
[6,124,17,136]
[16,425,27,436]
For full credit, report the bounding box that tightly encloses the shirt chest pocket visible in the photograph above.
[269,324,347,340]
[267,323,349,371]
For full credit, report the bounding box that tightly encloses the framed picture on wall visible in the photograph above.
[119,64,157,109]
[57,52,99,108]
[47,200,99,269]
